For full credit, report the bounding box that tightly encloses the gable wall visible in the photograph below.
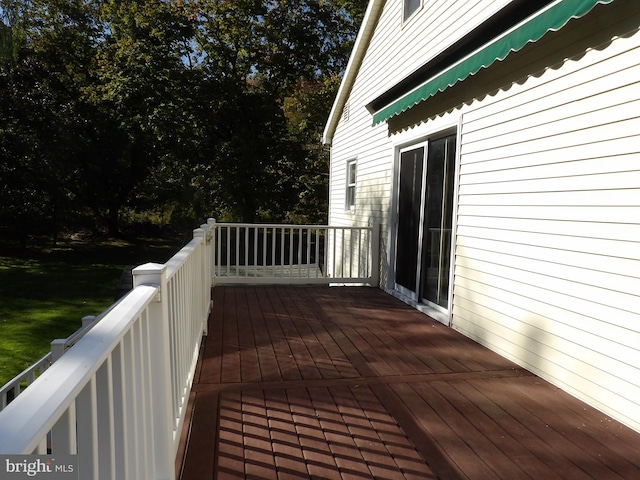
[329,0,512,283]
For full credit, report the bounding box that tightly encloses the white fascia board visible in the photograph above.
[322,0,386,146]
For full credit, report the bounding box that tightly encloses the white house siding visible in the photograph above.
[328,0,640,432]
[453,20,640,433]
[329,0,513,286]
[361,0,512,103]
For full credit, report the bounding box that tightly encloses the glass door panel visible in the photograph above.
[420,134,456,308]
[395,146,424,294]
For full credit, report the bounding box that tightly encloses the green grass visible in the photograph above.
[0,237,182,386]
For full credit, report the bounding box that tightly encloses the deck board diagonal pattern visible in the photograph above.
[178,286,640,480]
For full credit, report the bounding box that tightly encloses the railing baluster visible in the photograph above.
[216,225,221,279]
[367,228,372,278]
[340,227,344,278]
[244,226,249,277]
[169,278,179,422]
[306,227,311,278]
[288,226,293,277]
[139,312,154,479]
[358,228,362,278]
[315,228,320,278]
[263,226,268,274]
[122,328,140,480]
[96,357,115,479]
[272,227,276,275]
[348,229,353,278]
[297,227,302,278]
[226,227,231,275]
[111,344,127,480]
[77,377,99,478]
[132,319,148,478]
[330,228,335,279]
[235,226,240,277]
[253,226,258,278]
[52,406,77,455]
[280,227,285,277]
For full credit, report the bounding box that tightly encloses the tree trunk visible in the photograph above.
[106,206,120,237]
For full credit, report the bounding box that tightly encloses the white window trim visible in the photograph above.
[402,0,423,25]
[386,117,461,326]
[346,159,357,212]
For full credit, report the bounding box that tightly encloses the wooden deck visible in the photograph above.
[177,286,640,479]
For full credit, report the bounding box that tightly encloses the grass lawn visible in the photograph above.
[0,237,182,386]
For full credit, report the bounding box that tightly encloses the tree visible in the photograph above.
[0,0,366,243]
[72,0,196,235]
[185,0,364,222]
[0,0,89,245]
[1,0,198,236]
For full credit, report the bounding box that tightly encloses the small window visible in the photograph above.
[346,159,357,211]
[403,0,421,22]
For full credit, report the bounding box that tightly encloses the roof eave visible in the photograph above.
[322,0,386,146]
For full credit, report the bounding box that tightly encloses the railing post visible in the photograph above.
[370,222,381,287]
[51,316,96,363]
[132,263,175,480]
[82,315,96,329]
[193,227,210,336]
[50,339,66,363]
[209,219,218,286]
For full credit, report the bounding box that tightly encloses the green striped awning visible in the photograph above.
[372,0,615,125]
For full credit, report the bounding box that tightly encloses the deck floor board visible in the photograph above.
[178,286,640,479]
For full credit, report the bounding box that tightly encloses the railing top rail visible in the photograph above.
[0,301,120,408]
[59,300,119,351]
[165,236,204,280]
[0,286,158,454]
[212,222,373,230]
[0,353,51,398]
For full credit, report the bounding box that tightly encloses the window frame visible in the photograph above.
[402,0,422,23]
[345,159,357,212]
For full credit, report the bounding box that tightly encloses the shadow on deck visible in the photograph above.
[177,286,640,479]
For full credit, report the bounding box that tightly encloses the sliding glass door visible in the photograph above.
[394,133,456,310]
[395,146,424,294]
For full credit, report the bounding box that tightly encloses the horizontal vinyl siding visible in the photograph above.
[453,26,640,432]
[361,0,511,104]
[330,0,513,177]
[329,0,511,284]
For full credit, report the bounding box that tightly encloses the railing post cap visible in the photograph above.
[81,315,96,328]
[194,227,205,238]
[208,218,216,225]
[50,339,67,362]
[132,263,167,289]
[132,263,166,275]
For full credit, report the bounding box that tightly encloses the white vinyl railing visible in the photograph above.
[212,222,380,286]
[0,221,214,480]
[0,218,379,478]
[0,352,51,410]
[0,312,115,412]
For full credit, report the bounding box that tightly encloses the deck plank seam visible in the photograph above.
[190,368,533,393]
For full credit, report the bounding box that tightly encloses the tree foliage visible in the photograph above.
[0,0,365,243]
